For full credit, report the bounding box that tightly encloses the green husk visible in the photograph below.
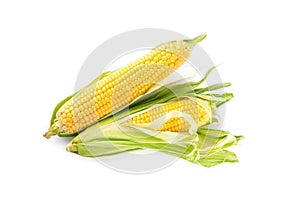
[67,123,242,167]
[65,66,242,167]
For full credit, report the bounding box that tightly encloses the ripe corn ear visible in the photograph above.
[44,33,207,138]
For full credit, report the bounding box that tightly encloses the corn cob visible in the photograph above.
[127,97,213,132]
[44,33,207,138]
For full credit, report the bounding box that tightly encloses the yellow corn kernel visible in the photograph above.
[128,98,212,132]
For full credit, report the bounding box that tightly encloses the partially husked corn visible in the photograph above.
[44,34,207,138]
[128,98,213,132]
[59,44,187,134]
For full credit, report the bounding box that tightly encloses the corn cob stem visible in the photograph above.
[43,124,59,139]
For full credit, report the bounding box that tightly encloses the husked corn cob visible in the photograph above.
[128,97,213,132]
[44,33,207,138]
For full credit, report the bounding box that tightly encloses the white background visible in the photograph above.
[1,0,299,199]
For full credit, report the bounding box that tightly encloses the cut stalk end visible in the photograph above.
[66,143,78,153]
[43,131,56,139]
[43,124,59,139]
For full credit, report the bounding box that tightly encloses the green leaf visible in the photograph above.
[198,149,238,167]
